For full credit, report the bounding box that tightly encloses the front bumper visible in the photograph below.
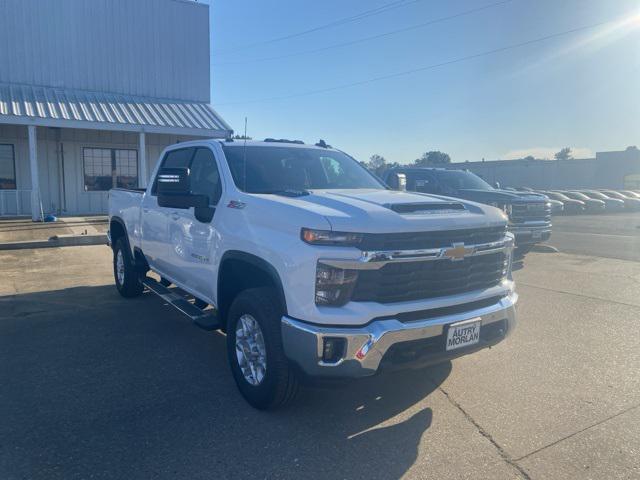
[281,292,517,378]
[509,224,551,245]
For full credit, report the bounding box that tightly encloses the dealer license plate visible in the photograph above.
[532,230,542,239]
[446,318,481,351]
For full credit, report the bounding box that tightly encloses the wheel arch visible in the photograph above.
[217,251,287,321]
[110,216,148,273]
[109,217,130,253]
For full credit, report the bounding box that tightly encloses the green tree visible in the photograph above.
[414,151,451,167]
[362,154,400,177]
[368,154,387,172]
[554,147,572,161]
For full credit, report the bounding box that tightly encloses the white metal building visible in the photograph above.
[0,0,232,219]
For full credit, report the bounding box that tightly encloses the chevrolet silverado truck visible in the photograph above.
[108,139,517,409]
[383,167,551,255]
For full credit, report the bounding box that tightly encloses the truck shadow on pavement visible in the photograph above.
[0,285,451,480]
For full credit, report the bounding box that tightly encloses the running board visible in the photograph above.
[141,277,221,331]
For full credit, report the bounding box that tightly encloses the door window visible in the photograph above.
[190,148,222,205]
[162,148,194,169]
[152,148,195,194]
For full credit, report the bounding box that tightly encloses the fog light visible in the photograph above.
[322,337,346,363]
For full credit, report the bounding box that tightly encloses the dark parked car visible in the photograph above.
[558,191,606,213]
[542,191,585,214]
[545,198,565,214]
[383,168,552,253]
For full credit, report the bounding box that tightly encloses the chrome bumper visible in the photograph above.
[281,292,517,378]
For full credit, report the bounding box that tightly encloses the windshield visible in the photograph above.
[602,191,625,199]
[585,191,610,200]
[546,192,570,201]
[434,170,494,191]
[221,145,384,193]
[563,191,587,200]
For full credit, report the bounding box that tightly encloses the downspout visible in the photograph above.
[59,142,67,213]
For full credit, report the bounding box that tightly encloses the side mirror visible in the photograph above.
[157,167,209,209]
[494,181,501,189]
[387,173,407,191]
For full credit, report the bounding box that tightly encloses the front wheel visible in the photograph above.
[226,287,298,410]
[113,238,143,298]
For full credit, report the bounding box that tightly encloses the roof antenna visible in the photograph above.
[242,117,248,191]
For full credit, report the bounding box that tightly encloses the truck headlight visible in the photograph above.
[315,262,358,306]
[301,228,362,246]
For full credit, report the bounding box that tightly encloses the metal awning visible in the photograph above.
[0,82,232,137]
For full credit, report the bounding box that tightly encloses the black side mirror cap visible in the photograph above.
[156,167,190,195]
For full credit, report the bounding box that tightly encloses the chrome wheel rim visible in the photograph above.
[116,250,125,286]
[235,314,267,386]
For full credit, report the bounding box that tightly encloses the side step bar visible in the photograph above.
[141,277,221,331]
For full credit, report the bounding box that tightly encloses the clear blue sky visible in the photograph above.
[205,0,639,164]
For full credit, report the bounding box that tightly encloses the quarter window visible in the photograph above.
[83,148,138,191]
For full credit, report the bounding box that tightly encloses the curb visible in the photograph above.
[0,234,108,251]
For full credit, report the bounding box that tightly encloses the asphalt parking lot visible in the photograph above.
[547,212,640,262]
[1,214,639,480]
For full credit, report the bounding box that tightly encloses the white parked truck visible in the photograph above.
[108,139,517,409]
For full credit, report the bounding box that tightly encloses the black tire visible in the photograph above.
[226,287,298,410]
[113,238,144,298]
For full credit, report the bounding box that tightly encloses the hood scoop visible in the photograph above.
[386,202,466,214]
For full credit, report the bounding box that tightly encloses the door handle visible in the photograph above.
[143,208,150,213]
[171,213,180,221]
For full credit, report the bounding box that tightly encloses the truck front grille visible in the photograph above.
[358,226,506,251]
[510,203,551,223]
[351,252,506,304]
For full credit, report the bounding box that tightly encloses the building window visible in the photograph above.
[0,144,16,190]
[83,148,138,191]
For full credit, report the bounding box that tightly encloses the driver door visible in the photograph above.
[165,146,223,302]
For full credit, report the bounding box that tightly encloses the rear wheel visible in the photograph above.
[113,238,143,298]
[226,287,298,410]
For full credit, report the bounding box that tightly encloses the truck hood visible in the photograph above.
[457,189,548,204]
[254,189,507,234]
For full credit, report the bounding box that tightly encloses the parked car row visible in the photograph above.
[505,187,640,214]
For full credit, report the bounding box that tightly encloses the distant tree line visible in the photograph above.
[362,150,452,177]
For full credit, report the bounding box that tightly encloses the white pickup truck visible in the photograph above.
[109,139,517,409]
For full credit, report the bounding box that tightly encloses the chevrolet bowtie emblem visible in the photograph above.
[442,243,475,261]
